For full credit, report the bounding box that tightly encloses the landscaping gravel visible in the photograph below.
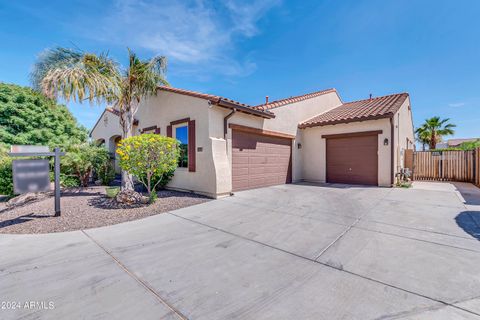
[0,186,210,234]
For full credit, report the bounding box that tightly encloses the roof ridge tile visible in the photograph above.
[252,88,337,110]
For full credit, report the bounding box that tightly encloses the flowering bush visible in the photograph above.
[116,134,179,200]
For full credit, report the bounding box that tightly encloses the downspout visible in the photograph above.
[224,109,236,137]
[390,116,395,186]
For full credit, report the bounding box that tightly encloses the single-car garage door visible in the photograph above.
[326,132,379,186]
[232,130,292,191]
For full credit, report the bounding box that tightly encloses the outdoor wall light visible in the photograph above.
[297,143,302,149]
[384,138,389,146]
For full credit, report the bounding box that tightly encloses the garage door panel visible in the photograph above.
[232,168,249,177]
[326,135,378,186]
[232,157,249,165]
[232,130,292,192]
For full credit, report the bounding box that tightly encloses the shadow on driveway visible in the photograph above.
[455,211,480,240]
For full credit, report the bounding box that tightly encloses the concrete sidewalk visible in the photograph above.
[1,182,480,319]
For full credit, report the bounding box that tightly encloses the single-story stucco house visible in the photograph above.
[90,86,414,198]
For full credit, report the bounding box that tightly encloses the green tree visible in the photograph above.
[31,47,168,191]
[116,134,179,201]
[415,124,431,151]
[416,117,456,150]
[458,139,480,150]
[0,83,87,147]
[0,147,13,196]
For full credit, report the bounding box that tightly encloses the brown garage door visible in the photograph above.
[232,130,292,191]
[326,133,378,186]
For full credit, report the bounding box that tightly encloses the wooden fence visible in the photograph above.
[476,148,480,187]
[413,150,476,182]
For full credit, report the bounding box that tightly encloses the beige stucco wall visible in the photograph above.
[90,110,125,173]
[134,91,221,197]
[90,110,122,151]
[91,91,222,197]
[300,118,393,187]
[393,97,415,174]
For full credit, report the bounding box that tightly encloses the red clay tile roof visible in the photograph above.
[299,93,409,128]
[158,86,274,118]
[253,88,338,110]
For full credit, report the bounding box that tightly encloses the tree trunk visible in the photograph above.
[429,129,436,150]
[120,108,135,191]
[147,172,151,195]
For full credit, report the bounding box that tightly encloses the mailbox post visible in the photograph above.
[9,146,65,216]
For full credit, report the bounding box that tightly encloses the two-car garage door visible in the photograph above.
[325,133,379,186]
[232,130,292,192]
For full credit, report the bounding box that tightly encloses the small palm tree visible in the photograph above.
[31,47,168,190]
[416,116,456,150]
[415,124,431,151]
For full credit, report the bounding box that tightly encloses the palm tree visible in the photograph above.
[31,47,168,190]
[416,116,456,150]
[415,124,431,151]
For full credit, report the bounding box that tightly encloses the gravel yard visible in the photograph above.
[0,186,210,234]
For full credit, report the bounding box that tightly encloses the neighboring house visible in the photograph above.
[90,86,414,198]
[436,138,480,149]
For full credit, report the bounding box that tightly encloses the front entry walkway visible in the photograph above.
[1,182,480,319]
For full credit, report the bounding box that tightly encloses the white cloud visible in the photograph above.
[90,0,279,76]
[448,102,466,107]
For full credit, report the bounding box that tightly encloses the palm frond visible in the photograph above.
[31,47,82,91]
[418,116,456,149]
[31,47,120,104]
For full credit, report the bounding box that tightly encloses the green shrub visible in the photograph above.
[60,174,81,188]
[117,134,179,199]
[458,139,480,150]
[0,155,13,196]
[96,161,116,186]
[106,186,120,198]
[61,143,111,187]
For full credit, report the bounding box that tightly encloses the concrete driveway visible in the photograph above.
[1,182,480,319]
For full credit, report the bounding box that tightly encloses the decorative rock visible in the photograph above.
[115,190,145,206]
[6,192,50,208]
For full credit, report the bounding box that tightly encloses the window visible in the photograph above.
[176,125,188,168]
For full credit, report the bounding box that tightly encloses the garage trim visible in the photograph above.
[229,123,295,139]
[321,130,383,139]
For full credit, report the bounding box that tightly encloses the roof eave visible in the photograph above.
[298,113,394,129]
[158,85,274,119]
[216,99,275,119]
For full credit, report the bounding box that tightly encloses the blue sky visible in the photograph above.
[1,0,479,138]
